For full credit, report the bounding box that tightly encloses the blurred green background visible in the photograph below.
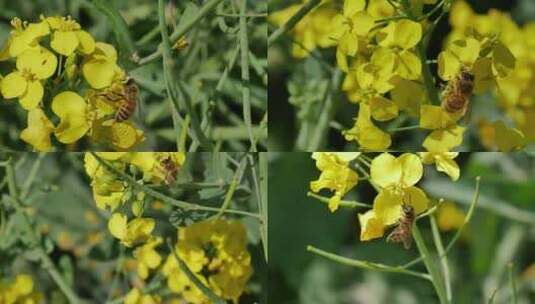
[269,152,535,303]
[0,152,266,302]
[0,0,267,151]
[267,0,535,151]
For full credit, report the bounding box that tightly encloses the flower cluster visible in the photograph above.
[310,152,460,242]
[162,219,253,303]
[442,1,535,151]
[272,0,530,151]
[0,274,42,304]
[83,153,253,302]
[0,16,144,151]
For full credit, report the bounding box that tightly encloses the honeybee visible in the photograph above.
[441,69,475,115]
[97,77,139,122]
[160,156,178,185]
[386,204,415,250]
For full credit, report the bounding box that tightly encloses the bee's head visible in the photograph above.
[460,70,475,82]
[401,204,414,214]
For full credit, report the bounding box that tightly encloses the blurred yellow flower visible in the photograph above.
[108,213,155,247]
[269,2,337,58]
[310,152,360,212]
[124,288,161,304]
[0,274,43,304]
[162,219,253,303]
[437,201,465,231]
[133,237,163,280]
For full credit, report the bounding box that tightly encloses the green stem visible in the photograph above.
[210,126,267,140]
[430,216,452,302]
[419,44,440,105]
[307,245,431,281]
[412,225,448,304]
[20,153,45,200]
[268,0,321,46]
[215,157,247,219]
[388,125,420,132]
[6,160,82,304]
[308,69,342,150]
[239,0,257,152]
[307,192,371,209]
[259,153,268,262]
[508,263,518,304]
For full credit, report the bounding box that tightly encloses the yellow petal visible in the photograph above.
[358,210,386,241]
[14,274,34,295]
[404,186,428,214]
[492,41,516,78]
[94,42,118,61]
[493,121,525,152]
[423,125,466,152]
[16,47,58,79]
[52,91,90,143]
[393,20,422,49]
[370,153,401,188]
[76,30,95,54]
[396,50,421,80]
[369,96,398,121]
[1,71,27,98]
[20,108,55,152]
[438,50,461,80]
[19,80,43,110]
[398,153,423,187]
[108,213,127,240]
[82,59,117,89]
[373,189,402,225]
[51,30,79,56]
[449,38,480,66]
[344,0,366,16]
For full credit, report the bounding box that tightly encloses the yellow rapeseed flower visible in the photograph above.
[20,108,55,151]
[82,42,124,89]
[310,152,360,212]
[133,237,163,280]
[420,152,460,181]
[108,213,155,247]
[45,16,95,56]
[358,153,429,241]
[1,46,57,109]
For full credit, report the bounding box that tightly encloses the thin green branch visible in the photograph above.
[307,245,431,281]
[307,192,371,209]
[239,0,257,151]
[215,157,247,219]
[21,153,45,200]
[508,263,518,304]
[268,0,321,46]
[258,153,268,262]
[430,215,452,302]
[412,225,449,304]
